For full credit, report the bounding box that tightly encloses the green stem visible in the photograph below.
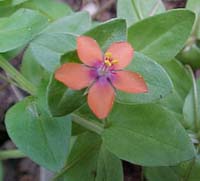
[0,149,26,160]
[186,65,200,133]
[183,158,196,181]
[71,113,104,135]
[0,55,36,95]
[131,0,143,20]
[0,73,19,87]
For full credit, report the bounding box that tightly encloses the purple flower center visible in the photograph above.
[89,62,115,83]
[89,52,118,84]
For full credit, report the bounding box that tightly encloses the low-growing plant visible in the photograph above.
[0,0,200,180]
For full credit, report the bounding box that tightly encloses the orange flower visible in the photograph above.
[55,36,148,119]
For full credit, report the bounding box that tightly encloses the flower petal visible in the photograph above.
[106,42,134,69]
[112,71,148,93]
[88,81,115,119]
[55,63,93,90]
[77,36,102,66]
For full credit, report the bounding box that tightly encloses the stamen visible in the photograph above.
[104,52,118,67]
[105,52,112,58]
[104,60,112,67]
[111,59,118,64]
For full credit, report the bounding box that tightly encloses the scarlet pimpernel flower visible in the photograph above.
[55,36,148,119]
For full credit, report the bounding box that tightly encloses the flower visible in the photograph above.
[55,36,148,119]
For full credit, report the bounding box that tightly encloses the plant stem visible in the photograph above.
[131,0,143,20]
[186,65,200,133]
[0,149,26,160]
[0,55,36,95]
[183,158,196,181]
[0,73,18,87]
[71,113,104,135]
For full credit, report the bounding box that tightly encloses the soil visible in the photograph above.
[0,0,187,180]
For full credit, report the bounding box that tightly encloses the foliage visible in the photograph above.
[0,0,199,180]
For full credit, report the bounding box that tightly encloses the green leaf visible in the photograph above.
[128,9,195,63]
[24,11,91,72]
[0,0,28,6]
[28,33,76,72]
[23,0,72,20]
[176,42,200,69]
[61,19,126,63]
[183,78,200,130]
[47,76,86,117]
[102,103,195,166]
[158,60,192,114]
[162,60,192,99]
[0,8,49,52]
[174,157,200,181]
[116,52,173,104]
[2,45,25,60]
[56,132,123,181]
[0,5,16,18]
[144,167,180,181]
[145,157,200,181]
[20,47,50,86]
[95,145,123,181]
[187,0,200,15]
[12,0,29,5]
[117,0,165,27]
[85,19,127,52]
[5,97,71,171]
[44,12,91,35]
[186,0,200,39]
[74,104,101,124]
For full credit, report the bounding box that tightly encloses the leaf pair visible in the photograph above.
[4,7,197,176]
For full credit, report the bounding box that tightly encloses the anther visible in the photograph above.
[105,52,112,58]
[111,59,118,64]
[104,60,112,67]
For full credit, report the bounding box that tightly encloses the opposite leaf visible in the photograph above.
[116,52,173,104]
[85,19,127,52]
[157,59,192,114]
[183,78,200,130]
[0,8,48,52]
[144,167,180,181]
[5,97,71,171]
[117,0,165,27]
[27,34,76,72]
[20,47,50,86]
[144,157,200,181]
[187,0,200,15]
[22,0,72,20]
[56,132,123,181]
[44,11,91,35]
[128,9,195,63]
[25,11,91,73]
[103,103,195,166]
[12,0,29,5]
[186,0,200,39]
[47,76,86,117]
